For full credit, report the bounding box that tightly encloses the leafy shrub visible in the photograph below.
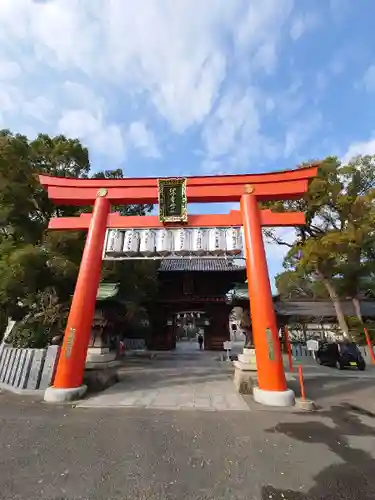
[6,287,68,348]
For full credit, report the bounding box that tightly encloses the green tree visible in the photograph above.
[275,269,329,300]
[0,130,91,244]
[268,156,375,338]
[331,159,375,321]
[0,130,157,346]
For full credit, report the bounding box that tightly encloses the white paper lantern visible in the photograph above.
[190,228,207,255]
[106,230,125,255]
[139,229,156,257]
[207,228,226,255]
[240,227,246,258]
[225,227,242,255]
[123,230,140,256]
[155,229,172,256]
[172,228,190,255]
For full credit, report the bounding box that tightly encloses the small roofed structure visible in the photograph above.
[86,282,125,367]
[226,282,375,321]
[226,282,375,344]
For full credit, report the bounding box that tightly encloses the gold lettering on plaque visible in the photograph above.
[65,327,76,358]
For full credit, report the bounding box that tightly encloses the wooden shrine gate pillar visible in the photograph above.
[44,190,110,402]
[240,191,294,407]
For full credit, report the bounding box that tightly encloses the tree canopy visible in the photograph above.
[0,130,157,346]
[268,155,375,342]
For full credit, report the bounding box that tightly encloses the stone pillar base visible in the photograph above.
[233,361,257,394]
[253,387,295,407]
[85,349,116,369]
[233,348,258,394]
[44,385,87,403]
[87,346,110,355]
[237,347,257,368]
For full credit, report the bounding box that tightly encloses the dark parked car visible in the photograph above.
[316,341,366,370]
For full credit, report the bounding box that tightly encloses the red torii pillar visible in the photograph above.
[40,166,317,404]
[241,190,291,405]
[52,191,110,393]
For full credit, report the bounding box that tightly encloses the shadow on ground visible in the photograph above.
[262,404,375,499]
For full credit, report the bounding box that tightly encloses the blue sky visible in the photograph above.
[1,0,375,290]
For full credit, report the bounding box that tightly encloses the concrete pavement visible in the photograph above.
[78,348,375,412]
[79,353,248,411]
[1,389,375,499]
[2,347,375,498]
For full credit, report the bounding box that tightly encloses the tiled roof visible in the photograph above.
[226,287,375,318]
[158,258,246,272]
[273,300,375,318]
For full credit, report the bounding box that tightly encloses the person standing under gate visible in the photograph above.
[198,333,204,350]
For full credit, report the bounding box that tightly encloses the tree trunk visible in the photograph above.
[319,274,350,339]
[352,297,363,323]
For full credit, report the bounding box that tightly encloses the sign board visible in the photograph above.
[306,339,319,352]
[266,328,275,361]
[158,178,188,223]
[223,341,232,351]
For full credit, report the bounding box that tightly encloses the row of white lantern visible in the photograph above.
[176,312,201,319]
[105,228,243,257]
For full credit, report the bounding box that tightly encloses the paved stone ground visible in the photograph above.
[1,386,375,499]
[79,352,248,411]
[79,348,375,411]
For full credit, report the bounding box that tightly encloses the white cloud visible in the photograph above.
[290,13,319,41]
[0,60,22,80]
[23,95,54,123]
[0,84,20,113]
[128,122,161,159]
[283,112,322,157]
[0,0,325,172]
[330,58,345,75]
[0,0,232,133]
[316,72,328,91]
[273,80,305,119]
[0,0,298,136]
[235,0,294,73]
[329,0,350,21]
[363,65,375,92]
[200,159,223,174]
[201,85,281,172]
[57,109,126,163]
[290,18,306,40]
[202,87,260,158]
[342,135,375,164]
[62,81,105,113]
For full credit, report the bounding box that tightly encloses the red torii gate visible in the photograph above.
[40,165,317,405]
